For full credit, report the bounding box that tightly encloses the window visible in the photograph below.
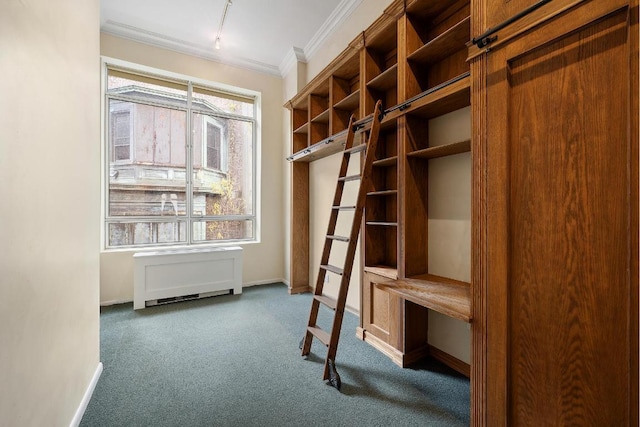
[111,110,131,161]
[103,61,258,249]
[205,119,224,171]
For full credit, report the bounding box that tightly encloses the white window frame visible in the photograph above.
[101,57,261,251]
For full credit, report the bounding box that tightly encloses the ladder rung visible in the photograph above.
[320,264,344,275]
[314,294,338,310]
[344,144,366,154]
[326,235,350,242]
[308,326,330,346]
[338,174,361,182]
[332,206,356,211]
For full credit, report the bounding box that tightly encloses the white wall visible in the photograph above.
[100,34,286,304]
[0,0,101,425]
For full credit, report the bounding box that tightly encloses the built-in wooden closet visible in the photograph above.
[286,0,638,424]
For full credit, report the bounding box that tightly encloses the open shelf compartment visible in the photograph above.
[407,17,471,65]
[408,139,470,158]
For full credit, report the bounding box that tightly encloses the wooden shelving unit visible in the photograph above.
[286,0,472,372]
[286,0,640,423]
[286,40,363,294]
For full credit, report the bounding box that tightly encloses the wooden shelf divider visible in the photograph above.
[293,122,309,135]
[407,17,471,65]
[311,108,330,124]
[363,265,398,279]
[366,63,399,91]
[372,156,398,167]
[367,189,399,196]
[334,90,360,111]
[408,139,471,159]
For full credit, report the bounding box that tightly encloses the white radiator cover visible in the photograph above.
[133,246,242,309]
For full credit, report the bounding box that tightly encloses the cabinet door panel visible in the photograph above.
[483,5,638,426]
[484,0,540,28]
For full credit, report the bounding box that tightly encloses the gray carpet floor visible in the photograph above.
[81,283,469,426]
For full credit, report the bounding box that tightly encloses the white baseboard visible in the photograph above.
[242,279,288,288]
[70,362,103,427]
[345,303,360,316]
[100,299,132,307]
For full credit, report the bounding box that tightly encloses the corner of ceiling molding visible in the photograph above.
[304,0,364,62]
[279,46,307,78]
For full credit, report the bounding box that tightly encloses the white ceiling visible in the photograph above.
[100,0,361,76]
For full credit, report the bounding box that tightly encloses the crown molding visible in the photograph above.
[303,0,363,61]
[279,47,307,78]
[101,20,282,76]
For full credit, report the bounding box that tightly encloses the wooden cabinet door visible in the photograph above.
[475,1,638,425]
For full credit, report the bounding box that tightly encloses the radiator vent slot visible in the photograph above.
[147,290,232,307]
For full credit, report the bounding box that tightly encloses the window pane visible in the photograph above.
[192,220,253,242]
[193,86,254,117]
[192,114,253,216]
[206,122,221,170]
[114,145,130,161]
[108,221,187,247]
[110,108,131,161]
[108,99,187,217]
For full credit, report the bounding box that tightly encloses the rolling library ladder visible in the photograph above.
[299,101,383,390]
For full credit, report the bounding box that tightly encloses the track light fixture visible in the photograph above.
[215,0,232,50]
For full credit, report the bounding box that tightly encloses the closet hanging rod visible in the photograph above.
[471,0,552,48]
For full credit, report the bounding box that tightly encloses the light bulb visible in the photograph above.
[215,37,220,50]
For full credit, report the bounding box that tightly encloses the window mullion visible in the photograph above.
[186,81,194,245]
